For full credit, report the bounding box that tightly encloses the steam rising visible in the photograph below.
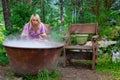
[3,35,64,48]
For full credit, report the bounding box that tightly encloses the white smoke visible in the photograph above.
[3,34,64,48]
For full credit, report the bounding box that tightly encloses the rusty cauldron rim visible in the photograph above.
[3,41,64,49]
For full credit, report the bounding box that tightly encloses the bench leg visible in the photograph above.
[92,49,96,70]
[63,48,66,67]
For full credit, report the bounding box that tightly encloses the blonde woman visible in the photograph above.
[21,14,47,40]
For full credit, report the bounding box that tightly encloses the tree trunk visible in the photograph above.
[41,0,45,23]
[28,0,32,4]
[104,0,114,10]
[60,0,64,23]
[91,0,100,20]
[1,0,11,30]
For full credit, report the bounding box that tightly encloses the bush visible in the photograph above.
[10,3,35,34]
[0,26,9,65]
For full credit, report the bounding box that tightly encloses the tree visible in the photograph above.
[60,0,64,24]
[1,0,11,30]
[41,0,45,22]
[28,0,32,4]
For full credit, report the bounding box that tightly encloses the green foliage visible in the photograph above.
[22,75,36,80]
[0,6,9,65]
[0,27,5,41]
[110,26,120,40]
[99,0,120,26]
[10,3,34,34]
[105,10,120,26]
[97,11,110,26]
[50,31,64,42]
[99,26,112,40]
[64,0,97,24]
[96,53,120,80]
[22,69,60,80]
[0,49,9,66]
[0,26,9,65]
[111,0,120,10]
[37,69,60,80]
[80,11,96,23]
[71,34,88,45]
[97,54,119,70]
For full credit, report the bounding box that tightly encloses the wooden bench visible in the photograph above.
[63,23,99,70]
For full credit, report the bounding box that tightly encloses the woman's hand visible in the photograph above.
[40,33,47,39]
[20,34,27,40]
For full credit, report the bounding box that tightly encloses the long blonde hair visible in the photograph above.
[29,14,41,28]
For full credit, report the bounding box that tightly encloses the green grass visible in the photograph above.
[96,53,120,80]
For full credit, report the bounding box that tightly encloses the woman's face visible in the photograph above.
[31,16,39,26]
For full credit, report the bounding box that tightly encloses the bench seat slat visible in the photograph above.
[65,45,92,50]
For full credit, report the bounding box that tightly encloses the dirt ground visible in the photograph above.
[58,65,114,80]
[0,57,115,80]
[57,57,114,80]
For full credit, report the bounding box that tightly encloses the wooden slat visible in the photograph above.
[69,24,98,34]
[65,45,92,50]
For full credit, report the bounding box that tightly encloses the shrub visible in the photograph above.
[10,3,35,34]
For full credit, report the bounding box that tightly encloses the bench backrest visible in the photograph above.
[69,24,98,35]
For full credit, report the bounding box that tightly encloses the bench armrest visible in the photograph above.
[63,35,70,41]
[92,35,99,41]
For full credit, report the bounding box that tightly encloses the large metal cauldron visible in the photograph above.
[3,40,64,75]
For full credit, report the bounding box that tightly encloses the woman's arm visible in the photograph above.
[21,23,29,39]
[39,23,47,39]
